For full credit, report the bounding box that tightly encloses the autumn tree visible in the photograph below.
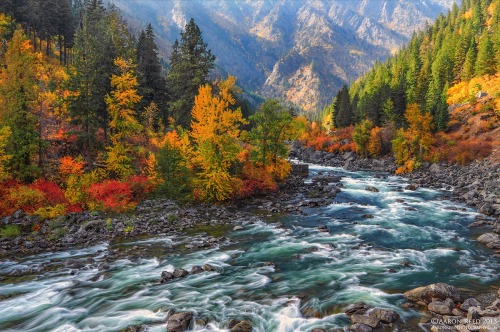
[167,18,215,128]
[0,29,42,182]
[0,126,12,182]
[190,76,246,201]
[105,57,142,179]
[392,104,434,173]
[368,126,382,157]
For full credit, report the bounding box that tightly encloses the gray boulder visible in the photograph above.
[351,314,379,328]
[368,308,399,323]
[365,186,379,193]
[428,299,454,315]
[349,323,373,332]
[166,312,192,332]
[403,283,461,304]
[461,298,482,311]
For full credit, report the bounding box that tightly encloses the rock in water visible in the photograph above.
[229,320,252,332]
[166,312,192,332]
[350,314,379,328]
[190,265,203,274]
[349,323,373,332]
[368,308,400,323]
[461,298,482,311]
[365,186,379,192]
[173,268,189,278]
[403,283,461,304]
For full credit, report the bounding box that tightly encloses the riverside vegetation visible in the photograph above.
[0,0,499,332]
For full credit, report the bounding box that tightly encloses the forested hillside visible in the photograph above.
[0,0,304,219]
[313,0,500,172]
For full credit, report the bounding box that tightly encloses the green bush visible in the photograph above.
[0,225,20,238]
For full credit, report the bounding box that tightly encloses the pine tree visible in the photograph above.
[167,18,215,128]
[136,24,167,126]
[461,38,477,81]
[333,84,354,128]
[475,30,496,76]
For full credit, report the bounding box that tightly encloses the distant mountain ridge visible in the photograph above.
[109,0,458,113]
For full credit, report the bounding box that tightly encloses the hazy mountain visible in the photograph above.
[109,0,458,113]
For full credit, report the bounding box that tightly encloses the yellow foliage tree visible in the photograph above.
[392,104,435,173]
[105,57,143,179]
[190,75,247,201]
[368,126,382,157]
[0,126,12,182]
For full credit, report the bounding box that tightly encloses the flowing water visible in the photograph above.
[0,165,498,331]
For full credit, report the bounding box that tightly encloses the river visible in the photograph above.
[0,164,498,331]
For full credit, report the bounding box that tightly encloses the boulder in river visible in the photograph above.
[202,264,216,272]
[190,265,203,274]
[160,271,175,283]
[368,308,400,323]
[350,313,379,328]
[228,319,252,332]
[405,183,419,190]
[173,268,189,278]
[345,302,372,316]
[365,186,379,193]
[166,312,193,332]
[349,323,373,332]
[428,298,454,315]
[403,283,461,305]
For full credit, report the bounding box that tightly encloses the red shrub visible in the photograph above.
[88,180,135,213]
[128,175,154,201]
[239,163,277,198]
[30,179,66,206]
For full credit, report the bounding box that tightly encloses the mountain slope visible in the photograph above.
[109,0,457,113]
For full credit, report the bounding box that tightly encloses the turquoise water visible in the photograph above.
[0,165,498,331]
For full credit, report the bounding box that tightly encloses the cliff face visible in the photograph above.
[110,0,458,113]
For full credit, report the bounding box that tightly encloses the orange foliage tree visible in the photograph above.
[190,76,247,201]
[392,104,435,173]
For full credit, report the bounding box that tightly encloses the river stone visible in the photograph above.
[233,226,244,231]
[467,307,481,320]
[461,298,482,311]
[202,264,216,272]
[428,299,454,315]
[368,308,400,323]
[403,283,461,304]
[345,303,372,316]
[173,268,189,278]
[479,203,494,215]
[405,183,419,190]
[166,312,192,332]
[349,323,373,332]
[229,320,252,332]
[365,186,379,192]
[160,271,174,283]
[477,233,500,244]
[351,314,380,328]
[190,265,203,274]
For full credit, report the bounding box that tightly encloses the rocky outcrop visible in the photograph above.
[344,302,400,331]
[403,283,500,332]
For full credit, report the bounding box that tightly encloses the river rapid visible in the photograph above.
[0,164,498,331]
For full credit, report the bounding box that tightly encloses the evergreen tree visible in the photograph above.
[68,0,113,165]
[167,18,215,128]
[475,30,496,76]
[461,38,477,81]
[136,24,167,125]
[333,84,354,128]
